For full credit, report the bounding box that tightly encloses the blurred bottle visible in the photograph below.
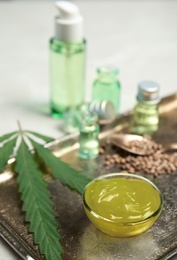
[131,80,160,135]
[49,1,86,118]
[78,109,100,159]
[63,99,116,133]
[92,65,121,114]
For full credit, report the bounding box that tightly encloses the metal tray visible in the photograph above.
[1,93,177,260]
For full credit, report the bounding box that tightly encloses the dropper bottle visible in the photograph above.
[50,1,86,118]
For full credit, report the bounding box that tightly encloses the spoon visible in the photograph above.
[110,134,177,156]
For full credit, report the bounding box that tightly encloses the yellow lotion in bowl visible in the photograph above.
[83,173,163,237]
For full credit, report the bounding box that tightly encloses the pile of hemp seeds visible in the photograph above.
[99,136,177,177]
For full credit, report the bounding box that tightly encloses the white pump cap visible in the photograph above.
[55,1,83,42]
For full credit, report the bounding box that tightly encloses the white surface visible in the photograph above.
[0,0,177,259]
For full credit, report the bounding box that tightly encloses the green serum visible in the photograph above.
[78,110,100,159]
[92,65,121,114]
[50,39,86,118]
[131,81,160,135]
[49,1,86,118]
[131,102,159,135]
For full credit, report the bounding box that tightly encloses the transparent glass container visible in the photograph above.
[83,173,163,237]
[131,101,159,135]
[78,110,100,159]
[63,100,116,134]
[92,65,121,114]
[49,38,86,118]
[131,81,160,135]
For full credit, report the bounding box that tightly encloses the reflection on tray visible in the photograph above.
[1,93,177,259]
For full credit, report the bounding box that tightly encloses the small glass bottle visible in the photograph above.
[78,109,100,159]
[92,65,121,114]
[50,1,86,118]
[63,100,116,133]
[131,81,160,135]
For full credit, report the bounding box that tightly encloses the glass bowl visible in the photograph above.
[82,173,163,237]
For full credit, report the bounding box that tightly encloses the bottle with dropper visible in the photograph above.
[50,1,86,118]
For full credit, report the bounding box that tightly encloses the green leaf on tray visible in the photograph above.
[0,134,17,172]
[27,130,55,143]
[0,131,17,143]
[15,140,63,260]
[0,127,92,260]
[31,140,91,195]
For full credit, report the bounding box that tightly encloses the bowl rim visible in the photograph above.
[82,172,164,226]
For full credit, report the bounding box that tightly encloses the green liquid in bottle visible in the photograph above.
[78,111,100,159]
[92,66,121,114]
[131,81,160,135]
[131,102,159,135]
[50,38,86,118]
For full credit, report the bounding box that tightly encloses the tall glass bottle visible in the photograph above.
[92,65,121,114]
[131,81,160,135]
[50,1,86,118]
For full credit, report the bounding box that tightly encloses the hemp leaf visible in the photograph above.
[0,133,17,172]
[31,140,90,194]
[0,126,92,260]
[15,140,63,260]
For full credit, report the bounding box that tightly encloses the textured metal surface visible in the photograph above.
[1,93,177,260]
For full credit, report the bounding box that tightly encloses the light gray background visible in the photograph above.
[0,0,177,259]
